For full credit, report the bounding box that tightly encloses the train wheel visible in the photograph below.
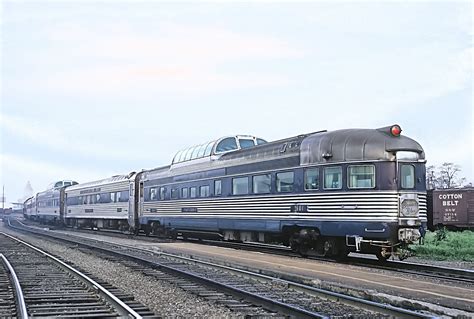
[143,225,151,236]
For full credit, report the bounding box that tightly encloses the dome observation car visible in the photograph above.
[171,135,267,166]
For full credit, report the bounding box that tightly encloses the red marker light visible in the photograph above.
[391,125,402,137]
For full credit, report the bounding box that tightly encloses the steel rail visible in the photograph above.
[0,231,143,319]
[0,253,28,319]
[7,219,436,318]
[7,220,327,318]
[55,224,474,284]
[186,237,474,283]
[129,246,436,319]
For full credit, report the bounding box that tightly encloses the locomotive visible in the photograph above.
[24,125,427,260]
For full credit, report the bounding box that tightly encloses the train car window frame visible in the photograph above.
[149,188,157,201]
[197,144,207,157]
[239,139,255,149]
[200,185,210,197]
[100,193,111,203]
[183,148,194,161]
[190,187,197,198]
[304,168,319,191]
[232,177,249,195]
[214,180,222,196]
[159,187,166,200]
[276,171,294,193]
[181,187,188,199]
[204,141,214,156]
[119,190,129,202]
[171,188,179,199]
[401,164,415,189]
[216,137,238,154]
[253,174,271,194]
[348,165,376,189]
[190,145,201,160]
[323,166,342,190]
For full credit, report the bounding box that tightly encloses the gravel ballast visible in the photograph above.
[1,226,240,318]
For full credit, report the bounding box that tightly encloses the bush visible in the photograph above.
[411,230,474,261]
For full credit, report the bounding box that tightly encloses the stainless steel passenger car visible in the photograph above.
[64,173,135,230]
[23,196,36,220]
[27,180,77,224]
[36,187,63,223]
[135,126,426,260]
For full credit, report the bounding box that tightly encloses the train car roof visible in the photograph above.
[36,187,61,198]
[300,125,425,165]
[140,125,424,180]
[66,172,135,191]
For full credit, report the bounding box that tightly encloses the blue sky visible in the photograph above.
[1,1,472,204]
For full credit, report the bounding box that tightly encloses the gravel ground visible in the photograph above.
[1,227,241,318]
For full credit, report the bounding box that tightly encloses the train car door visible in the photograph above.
[139,181,144,217]
[59,189,65,224]
[128,180,136,228]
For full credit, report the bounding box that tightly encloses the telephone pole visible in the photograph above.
[2,185,4,212]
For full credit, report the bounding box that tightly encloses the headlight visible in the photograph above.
[400,194,419,217]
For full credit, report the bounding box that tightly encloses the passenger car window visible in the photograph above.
[181,188,188,199]
[171,188,179,199]
[232,177,249,195]
[216,137,238,153]
[200,185,210,197]
[239,139,255,149]
[305,168,319,190]
[204,141,214,156]
[190,146,201,159]
[253,174,271,194]
[348,165,375,188]
[159,187,166,200]
[119,191,129,202]
[214,180,222,196]
[190,187,197,198]
[324,166,342,189]
[150,188,157,201]
[401,164,415,188]
[276,172,294,192]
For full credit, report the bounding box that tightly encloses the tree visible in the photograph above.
[439,162,465,188]
[426,165,438,190]
[426,163,466,189]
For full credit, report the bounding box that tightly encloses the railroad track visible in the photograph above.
[0,252,27,318]
[6,218,435,318]
[195,239,474,284]
[0,231,157,318]
[16,219,474,285]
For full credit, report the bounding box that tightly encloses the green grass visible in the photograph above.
[410,229,474,261]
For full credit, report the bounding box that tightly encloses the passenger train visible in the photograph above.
[24,125,427,260]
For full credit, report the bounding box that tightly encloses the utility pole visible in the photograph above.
[2,185,4,212]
